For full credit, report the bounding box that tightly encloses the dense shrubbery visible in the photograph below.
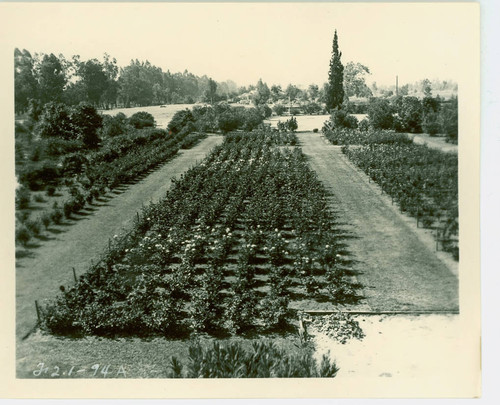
[342,140,458,258]
[128,111,155,129]
[363,95,458,143]
[323,128,412,145]
[41,130,356,336]
[329,109,358,129]
[367,98,394,130]
[167,340,338,378]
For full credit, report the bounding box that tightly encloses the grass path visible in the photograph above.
[16,136,223,339]
[297,132,458,312]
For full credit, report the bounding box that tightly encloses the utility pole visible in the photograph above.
[396,75,399,97]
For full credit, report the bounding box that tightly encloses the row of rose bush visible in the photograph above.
[41,129,356,336]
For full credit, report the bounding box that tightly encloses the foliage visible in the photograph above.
[277,117,298,132]
[100,112,129,138]
[35,102,73,140]
[393,96,423,133]
[42,130,356,336]
[343,141,458,256]
[367,98,394,130]
[169,340,338,378]
[70,103,103,148]
[311,312,365,344]
[128,111,155,129]
[440,96,458,143]
[324,127,412,146]
[343,61,372,98]
[326,30,344,111]
[15,186,31,209]
[329,109,358,129]
[167,109,195,135]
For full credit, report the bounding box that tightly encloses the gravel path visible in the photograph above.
[16,136,223,339]
[298,132,458,312]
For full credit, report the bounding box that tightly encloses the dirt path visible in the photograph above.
[16,136,223,339]
[298,132,458,312]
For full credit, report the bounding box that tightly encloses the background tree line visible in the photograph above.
[15,48,240,115]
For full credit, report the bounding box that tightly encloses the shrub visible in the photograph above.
[169,340,339,378]
[218,110,241,133]
[313,128,319,133]
[63,201,74,218]
[25,218,42,237]
[41,213,51,229]
[257,104,273,119]
[422,111,441,136]
[50,205,64,225]
[129,111,155,129]
[100,113,128,137]
[167,109,194,135]
[188,267,225,332]
[70,103,103,149]
[272,104,286,116]
[16,223,32,246]
[440,96,458,143]
[46,185,56,196]
[358,118,370,132]
[241,108,264,131]
[18,161,61,190]
[260,296,290,329]
[33,194,45,203]
[44,138,83,156]
[367,98,394,129]
[277,116,298,132]
[395,96,423,133]
[225,288,258,333]
[330,109,358,129]
[15,186,31,209]
[35,102,73,140]
[303,102,323,115]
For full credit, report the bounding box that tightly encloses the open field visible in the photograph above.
[100,104,194,129]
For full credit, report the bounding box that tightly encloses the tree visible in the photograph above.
[78,59,108,106]
[70,103,102,148]
[326,30,344,111]
[421,78,432,97]
[205,78,217,104]
[285,84,300,101]
[307,84,319,101]
[367,98,394,130]
[395,96,423,133]
[14,48,38,114]
[270,85,282,103]
[37,53,66,104]
[252,79,270,106]
[343,62,372,98]
[35,102,73,140]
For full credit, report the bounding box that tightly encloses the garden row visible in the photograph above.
[327,128,458,259]
[41,129,358,337]
[15,125,206,248]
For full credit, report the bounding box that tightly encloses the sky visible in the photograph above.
[2,3,474,88]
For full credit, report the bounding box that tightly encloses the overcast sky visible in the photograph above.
[2,2,473,88]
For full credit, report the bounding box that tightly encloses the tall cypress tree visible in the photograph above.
[326,30,344,111]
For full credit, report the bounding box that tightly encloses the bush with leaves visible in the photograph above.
[70,102,103,148]
[128,111,155,129]
[188,266,226,332]
[167,109,195,135]
[100,112,129,138]
[330,109,359,129]
[168,340,339,378]
[367,98,394,130]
